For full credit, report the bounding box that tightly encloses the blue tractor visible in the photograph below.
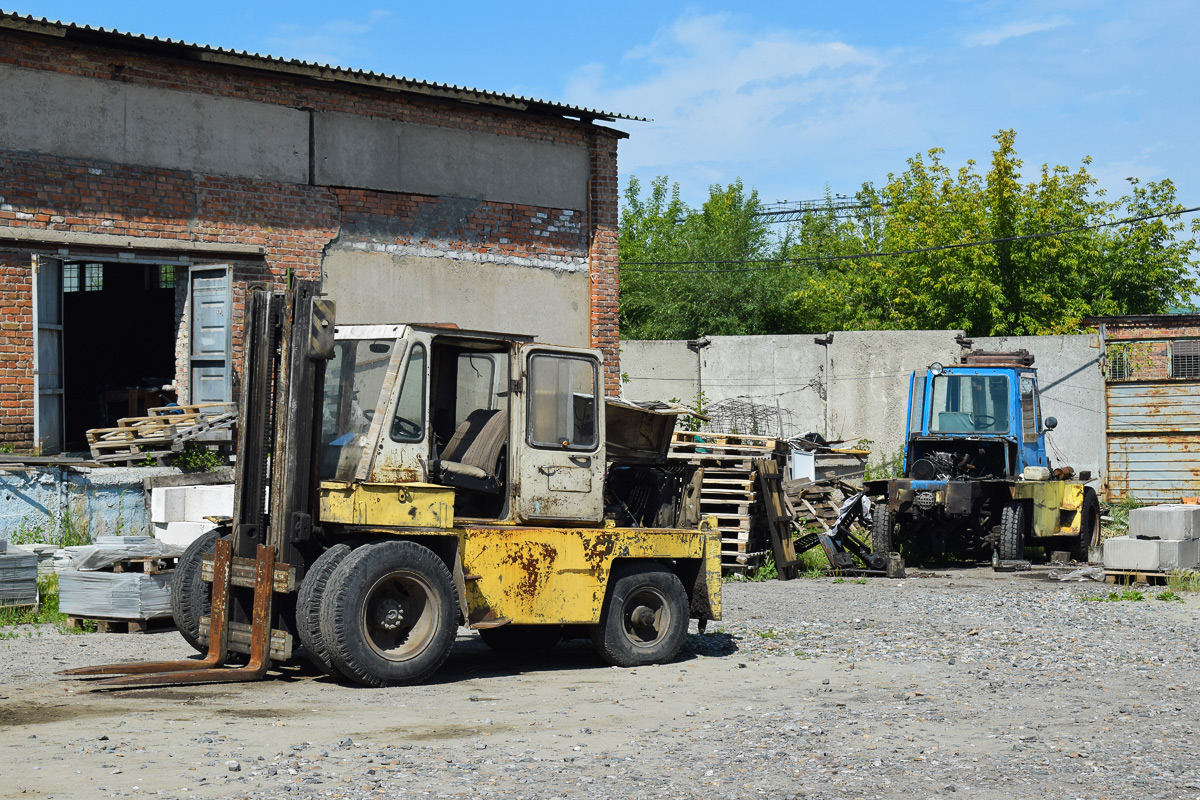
[864,350,1100,562]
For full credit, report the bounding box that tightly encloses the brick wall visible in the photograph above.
[0,29,624,449]
[0,252,33,447]
[587,132,622,396]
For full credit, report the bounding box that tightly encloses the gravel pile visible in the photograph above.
[2,566,1198,799]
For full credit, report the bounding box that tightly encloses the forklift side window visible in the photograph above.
[390,344,426,442]
[527,354,597,450]
[929,375,1010,434]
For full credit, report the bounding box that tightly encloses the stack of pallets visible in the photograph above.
[59,554,179,632]
[669,431,789,570]
[86,403,236,465]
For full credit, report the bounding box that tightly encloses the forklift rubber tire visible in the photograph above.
[170,529,221,653]
[871,506,895,554]
[999,501,1028,561]
[295,543,352,678]
[1072,487,1101,561]
[319,540,458,687]
[478,624,563,654]
[590,563,688,668]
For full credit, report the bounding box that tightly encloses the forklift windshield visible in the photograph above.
[319,338,395,480]
[928,374,1010,435]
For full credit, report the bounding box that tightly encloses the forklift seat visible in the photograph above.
[436,409,507,493]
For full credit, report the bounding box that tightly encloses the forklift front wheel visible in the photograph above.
[591,563,688,668]
[320,541,457,687]
[295,543,351,678]
[170,528,222,653]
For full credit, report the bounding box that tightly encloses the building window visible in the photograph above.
[158,265,176,289]
[63,263,80,293]
[1172,340,1200,380]
[84,263,103,292]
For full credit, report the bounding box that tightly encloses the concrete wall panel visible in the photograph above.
[0,65,309,182]
[620,341,699,405]
[321,250,590,348]
[314,112,589,210]
[701,336,826,438]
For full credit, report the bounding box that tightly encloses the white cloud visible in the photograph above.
[266,10,391,68]
[963,16,1069,47]
[564,13,917,198]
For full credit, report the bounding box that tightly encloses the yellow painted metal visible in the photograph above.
[457,521,722,627]
[318,481,455,528]
[1011,481,1084,538]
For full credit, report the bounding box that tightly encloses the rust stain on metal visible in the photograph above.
[503,540,558,601]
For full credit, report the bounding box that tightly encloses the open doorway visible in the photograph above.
[60,261,179,451]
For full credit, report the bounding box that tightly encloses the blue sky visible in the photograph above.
[6,1,1198,212]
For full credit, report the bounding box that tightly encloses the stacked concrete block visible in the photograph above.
[151,484,234,547]
[1103,504,1200,571]
[58,571,172,620]
[0,547,39,607]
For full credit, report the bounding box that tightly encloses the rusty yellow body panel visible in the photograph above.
[456,522,722,627]
[1011,481,1084,538]
[319,481,455,528]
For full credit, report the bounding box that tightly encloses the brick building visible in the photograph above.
[0,13,630,453]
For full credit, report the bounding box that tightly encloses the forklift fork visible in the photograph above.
[57,539,278,687]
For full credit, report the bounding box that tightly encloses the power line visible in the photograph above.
[620,205,1200,273]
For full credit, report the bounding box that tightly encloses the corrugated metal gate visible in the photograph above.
[1106,338,1200,502]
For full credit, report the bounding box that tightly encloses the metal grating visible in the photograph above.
[1172,340,1200,379]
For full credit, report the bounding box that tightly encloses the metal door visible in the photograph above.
[515,346,605,523]
[34,256,64,453]
[189,267,232,403]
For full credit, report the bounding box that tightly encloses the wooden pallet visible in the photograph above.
[86,403,235,465]
[66,616,176,634]
[110,557,178,575]
[1103,569,1190,586]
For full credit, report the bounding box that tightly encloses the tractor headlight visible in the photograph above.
[930,362,944,376]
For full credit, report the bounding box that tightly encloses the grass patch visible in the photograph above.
[1083,586,1147,602]
[1102,495,1143,542]
[1167,570,1200,594]
[0,574,93,634]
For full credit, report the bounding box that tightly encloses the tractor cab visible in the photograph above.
[903,350,1052,483]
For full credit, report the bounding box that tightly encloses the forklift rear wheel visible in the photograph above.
[1072,488,1101,561]
[170,529,222,653]
[478,624,563,653]
[591,563,688,667]
[295,543,351,677]
[999,501,1028,560]
[870,506,895,554]
[320,541,457,687]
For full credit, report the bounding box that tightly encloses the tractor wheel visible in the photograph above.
[591,563,688,668]
[319,541,458,687]
[871,505,895,554]
[1072,488,1101,562]
[998,502,1028,561]
[295,543,351,677]
[170,528,222,653]
[478,624,563,653]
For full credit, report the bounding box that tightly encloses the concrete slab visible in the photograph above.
[1103,536,1200,571]
[153,520,216,548]
[182,485,234,521]
[1129,505,1200,540]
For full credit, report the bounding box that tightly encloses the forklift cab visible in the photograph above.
[318,324,606,525]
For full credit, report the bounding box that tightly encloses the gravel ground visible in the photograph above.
[2,565,1199,800]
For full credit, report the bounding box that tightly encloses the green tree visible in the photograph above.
[619,130,1199,339]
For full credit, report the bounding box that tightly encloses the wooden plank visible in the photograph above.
[754,458,799,580]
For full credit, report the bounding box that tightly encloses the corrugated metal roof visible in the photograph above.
[0,10,643,125]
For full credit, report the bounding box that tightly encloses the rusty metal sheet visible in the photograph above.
[1106,381,1200,501]
[319,481,454,527]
